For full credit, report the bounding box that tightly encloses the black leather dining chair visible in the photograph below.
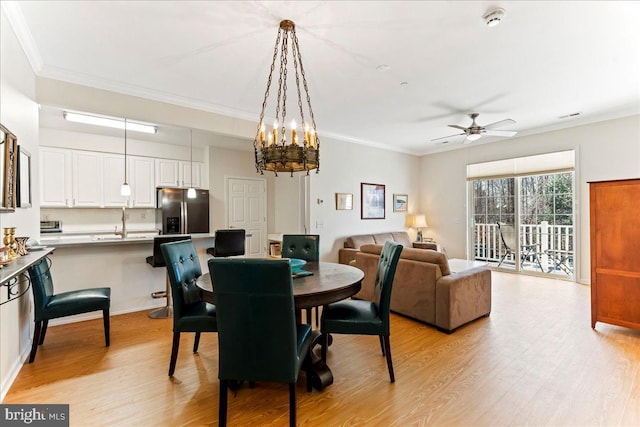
[26,257,111,363]
[281,234,320,325]
[206,229,246,257]
[208,258,313,427]
[320,240,403,382]
[161,240,217,377]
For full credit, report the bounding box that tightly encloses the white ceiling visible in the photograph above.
[4,1,640,154]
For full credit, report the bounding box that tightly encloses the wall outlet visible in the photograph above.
[316,221,324,229]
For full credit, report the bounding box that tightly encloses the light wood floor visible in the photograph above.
[4,271,640,426]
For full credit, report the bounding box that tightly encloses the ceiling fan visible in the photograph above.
[431,113,518,143]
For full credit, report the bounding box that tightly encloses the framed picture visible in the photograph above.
[0,124,18,212]
[393,194,408,212]
[335,193,353,210]
[17,146,32,208]
[361,183,385,219]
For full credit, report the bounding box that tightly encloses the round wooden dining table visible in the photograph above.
[196,261,363,310]
[196,260,364,390]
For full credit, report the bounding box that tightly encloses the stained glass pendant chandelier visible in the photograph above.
[254,20,319,176]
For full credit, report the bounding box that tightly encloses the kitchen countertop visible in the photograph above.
[39,233,215,247]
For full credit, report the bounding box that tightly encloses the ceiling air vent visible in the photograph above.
[559,112,581,119]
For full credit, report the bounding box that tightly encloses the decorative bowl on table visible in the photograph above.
[287,258,307,274]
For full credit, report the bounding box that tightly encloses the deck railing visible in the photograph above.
[474,222,574,274]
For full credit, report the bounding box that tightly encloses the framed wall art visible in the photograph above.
[17,146,32,208]
[393,194,408,212]
[0,124,18,212]
[335,193,353,210]
[361,182,385,219]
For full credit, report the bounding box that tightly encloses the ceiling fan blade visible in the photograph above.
[484,129,518,137]
[483,118,516,129]
[431,132,465,142]
[448,124,468,131]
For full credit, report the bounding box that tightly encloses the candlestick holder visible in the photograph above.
[3,227,17,260]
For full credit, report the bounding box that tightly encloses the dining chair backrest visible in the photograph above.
[161,240,203,319]
[373,241,404,332]
[208,258,299,383]
[148,234,191,267]
[28,258,55,321]
[281,234,320,261]
[212,229,246,257]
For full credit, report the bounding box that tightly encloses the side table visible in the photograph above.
[412,241,441,252]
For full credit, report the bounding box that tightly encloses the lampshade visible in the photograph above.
[413,214,428,229]
[467,133,482,141]
[253,19,320,177]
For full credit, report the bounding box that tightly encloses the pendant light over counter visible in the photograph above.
[187,129,196,199]
[120,118,131,197]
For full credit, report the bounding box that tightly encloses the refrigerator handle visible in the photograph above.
[182,201,188,234]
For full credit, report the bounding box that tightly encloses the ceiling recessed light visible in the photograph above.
[482,8,506,27]
[376,64,391,72]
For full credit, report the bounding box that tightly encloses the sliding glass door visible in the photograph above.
[471,171,575,279]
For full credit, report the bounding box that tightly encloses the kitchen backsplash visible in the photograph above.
[41,208,159,234]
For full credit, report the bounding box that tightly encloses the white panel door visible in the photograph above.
[227,177,267,258]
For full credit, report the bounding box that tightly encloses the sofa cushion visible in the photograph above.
[360,244,451,276]
[372,233,394,245]
[391,232,412,247]
[345,234,376,249]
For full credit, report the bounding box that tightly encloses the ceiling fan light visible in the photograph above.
[467,133,482,141]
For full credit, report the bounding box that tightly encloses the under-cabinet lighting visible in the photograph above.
[63,111,157,134]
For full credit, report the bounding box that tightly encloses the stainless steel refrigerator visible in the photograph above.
[157,188,210,234]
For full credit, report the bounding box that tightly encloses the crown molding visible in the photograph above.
[2,1,44,73]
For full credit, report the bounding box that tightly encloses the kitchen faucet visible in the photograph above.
[115,206,128,238]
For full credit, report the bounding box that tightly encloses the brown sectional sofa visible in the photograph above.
[338,231,437,265]
[352,244,491,332]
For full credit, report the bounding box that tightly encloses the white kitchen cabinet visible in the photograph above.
[127,156,156,208]
[180,161,203,188]
[40,147,72,207]
[72,151,102,207]
[155,158,180,187]
[155,158,203,189]
[103,153,127,207]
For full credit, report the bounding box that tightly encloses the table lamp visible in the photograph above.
[413,215,428,242]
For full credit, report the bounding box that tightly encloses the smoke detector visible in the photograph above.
[482,8,506,27]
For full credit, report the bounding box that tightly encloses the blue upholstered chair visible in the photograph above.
[161,240,217,377]
[281,234,320,325]
[26,257,111,363]
[208,258,313,427]
[320,240,403,382]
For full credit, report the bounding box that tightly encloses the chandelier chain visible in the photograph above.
[280,29,290,145]
[291,30,306,130]
[293,34,320,152]
[255,26,283,145]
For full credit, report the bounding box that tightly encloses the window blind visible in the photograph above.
[466,150,575,180]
